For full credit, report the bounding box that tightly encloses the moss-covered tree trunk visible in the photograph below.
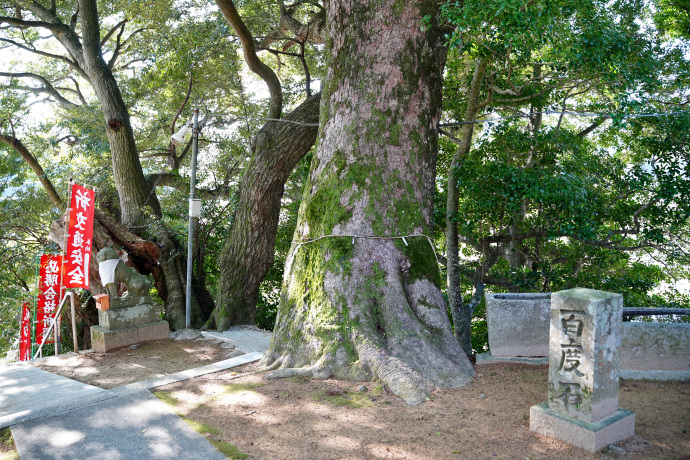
[261,0,475,405]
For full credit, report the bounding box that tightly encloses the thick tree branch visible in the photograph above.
[101,18,127,46]
[0,36,80,71]
[8,2,86,72]
[0,15,55,30]
[216,0,283,119]
[0,72,79,109]
[0,133,63,206]
[578,118,606,137]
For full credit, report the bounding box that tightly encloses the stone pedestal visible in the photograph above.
[530,403,635,452]
[90,296,168,353]
[530,288,634,452]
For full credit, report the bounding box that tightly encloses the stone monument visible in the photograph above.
[90,247,169,352]
[530,288,635,452]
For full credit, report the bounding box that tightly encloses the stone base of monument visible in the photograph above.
[90,297,169,353]
[90,320,169,353]
[97,303,161,330]
[530,403,635,452]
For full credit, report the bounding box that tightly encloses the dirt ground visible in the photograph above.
[29,338,244,388]
[152,363,689,460]
[12,339,690,459]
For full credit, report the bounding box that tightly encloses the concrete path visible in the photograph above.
[0,364,112,429]
[202,325,272,353]
[11,391,227,460]
[1,346,265,459]
[0,352,263,430]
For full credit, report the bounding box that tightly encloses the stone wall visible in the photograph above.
[621,323,690,372]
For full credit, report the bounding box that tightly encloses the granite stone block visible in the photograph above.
[548,288,623,423]
[97,303,161,330]
[485,293,552,357]
[90,321,169,353]
[530,402,635,453]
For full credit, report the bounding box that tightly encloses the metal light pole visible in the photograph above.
[185,109,200,329]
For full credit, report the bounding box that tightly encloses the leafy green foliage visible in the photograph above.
[438,0,690,345]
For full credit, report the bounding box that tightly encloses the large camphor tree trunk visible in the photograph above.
[261,0,475,405]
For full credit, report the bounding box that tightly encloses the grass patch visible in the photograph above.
[179,415,221,436]
[193,403,211,412]
[209,440,249,459]
[177,415,247,459]
[152,391,180,406]
[313,390,376,408]
[371,385,384,396]
[223,382,262,393]
[0,428,18,460]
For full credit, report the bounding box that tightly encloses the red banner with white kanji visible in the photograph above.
[36,254,63,345]
[64,183,95,289]
[19,301,31,361]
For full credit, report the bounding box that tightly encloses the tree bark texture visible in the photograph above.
[215,93,321,330]
[262,0,475,405]
[78,0,161,229]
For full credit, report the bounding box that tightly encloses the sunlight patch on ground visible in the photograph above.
[215,390,266,407]
[250,412,283,425]
[47,429,84,447]
[366,443,411,459]
[320,434,360,450]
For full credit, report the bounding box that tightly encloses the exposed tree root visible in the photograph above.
[261,240,475,405]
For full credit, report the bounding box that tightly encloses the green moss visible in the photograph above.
[223,382,262,393]
[209,440,249,459]
[393,0,406,17]
[371,384,385,396]
[389,122,402,146]
[394,237,442,286]
[179,415,222,436]
[287,375,310,384]
[152,391,180,407]
[0,428,17,460]
[193,403,211,412]
[312,390,376,408]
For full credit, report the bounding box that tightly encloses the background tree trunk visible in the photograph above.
[214,93,321,330]
[446,58,487,355]
[80,0,207,328]
[261,0,474,405]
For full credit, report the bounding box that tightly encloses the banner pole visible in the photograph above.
[33,251,41,359]
[70,293,78,352]
[56,178,73,356]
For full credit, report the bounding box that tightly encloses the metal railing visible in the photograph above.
[622,307,690,317]
[32,291,79,360]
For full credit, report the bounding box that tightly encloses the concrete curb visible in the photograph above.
[620,370,689,381]
[476,351,549,365]
[110,351,264,393]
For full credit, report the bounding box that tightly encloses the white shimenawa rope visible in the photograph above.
[291,234,441,269]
